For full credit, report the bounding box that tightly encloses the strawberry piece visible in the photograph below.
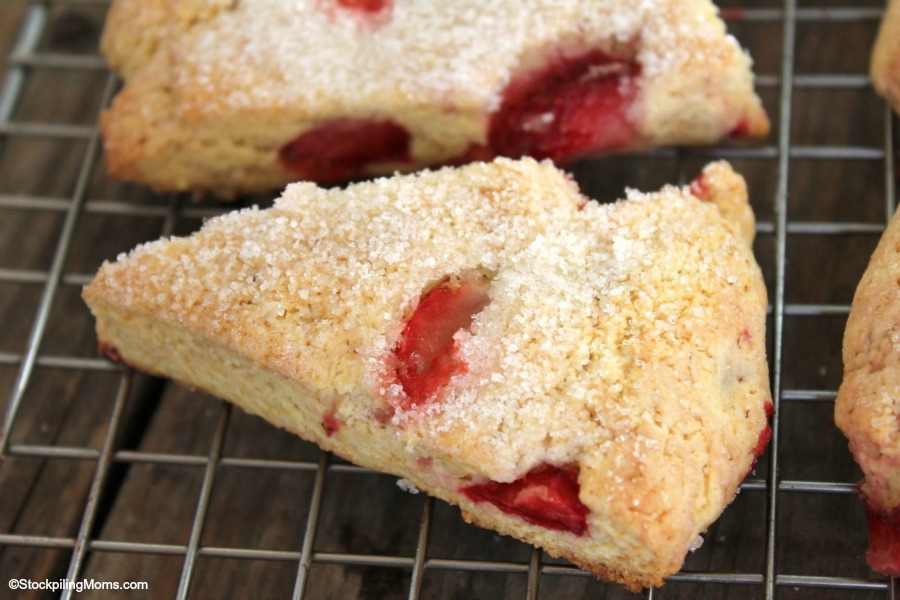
[321,412,341,437]
[864,500,900,576]
[753,423,773,461]
[753,401,775,459]
[319,0,392,21]
[461,464,589,535]
[336,0,390,12]
[98,342,123,364]
[394,280,490,408]
[738,401,774,483]
[727,117,753,138]
[278,119,410,185]
[488,50,639,163]
[689,172,711,201]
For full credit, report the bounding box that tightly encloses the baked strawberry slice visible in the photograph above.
[394,280,491,408]
[751,401,775,461]
[321,411,341,437]
[461,464,589,535]
[864,500,900,576]
[488,50,639,163]
[336,0,390,12]
[278,119,410,185]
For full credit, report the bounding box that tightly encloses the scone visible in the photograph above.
[82,157,772,590]
[871,0,900,112]
[99,0,770,196]
[835,210,900,576]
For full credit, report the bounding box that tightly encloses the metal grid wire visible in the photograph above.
[0,1,897,598]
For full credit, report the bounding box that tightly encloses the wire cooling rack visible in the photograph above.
[0,1,897,598]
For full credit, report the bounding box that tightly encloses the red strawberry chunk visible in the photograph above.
[727,117,753,138]
[753,401,775,459]
[739,400,774,483]
[278,119,410,185]
[488,50,639,163]
[461,464,589,535]
[321,412,341,437]
[319,0,393,22]
[864,500,900,576]
[99,342,123,364]
[336,0,390,12]
[394,280,490,408]
[689,172,712,201]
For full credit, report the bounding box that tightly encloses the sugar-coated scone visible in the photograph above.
[83,157,772,590]
[99,0,770,196]
[871,0,900,112]
[835,210,900,576]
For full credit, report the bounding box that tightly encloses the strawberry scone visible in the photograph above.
[99,0,770,196]
[871,0,900,112]
[835,210,900,576]
[82,157,772,590]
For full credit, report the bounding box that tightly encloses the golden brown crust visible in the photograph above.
[83,157,771,589]
[99,0,166,78]
[871,0,900,112]
[835,210,900,511]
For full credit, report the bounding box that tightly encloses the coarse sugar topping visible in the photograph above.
[393,183,759,480]
[88,158,766,501]
[166,0,728,116]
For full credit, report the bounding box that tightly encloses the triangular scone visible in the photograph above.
[835,210,900,576]
[99,0,769,196]
[871,0,900,113]
[83,158,772,590]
